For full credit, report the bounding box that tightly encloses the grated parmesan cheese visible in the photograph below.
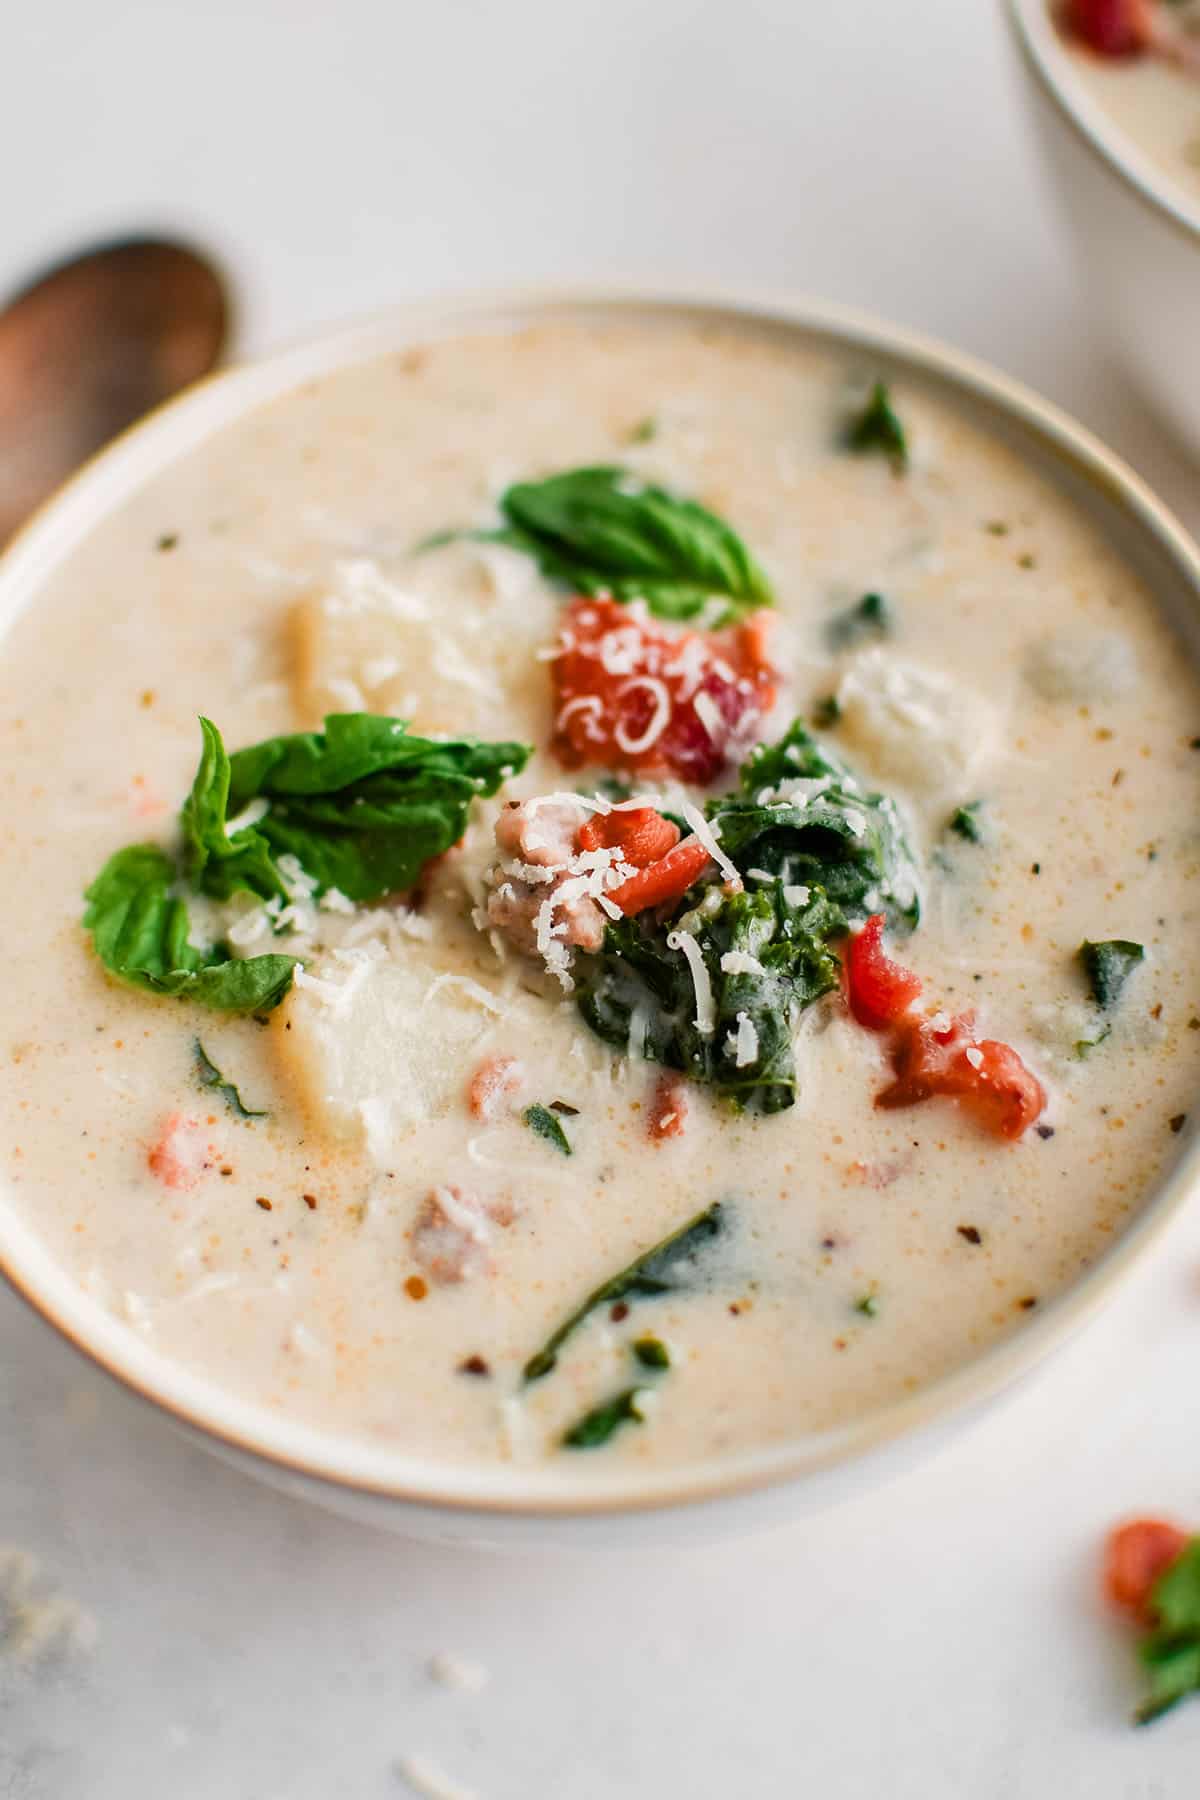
[613,677,672,755]
[667,928,716,1035]
[679,802,741,888]
[733,1010,759,1067]
[719,951,765,976]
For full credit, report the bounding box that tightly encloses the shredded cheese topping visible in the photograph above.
[667,928,716,1035]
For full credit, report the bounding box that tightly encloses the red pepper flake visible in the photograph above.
[610,1301,630,1323]
[1017,1295,1038,1310]
[550,595,776,785]
[458,1354,491,1377]
[255,1196,272,1211]
[957,1225,982,1245]
[219,1166,234,1178]
[405,1275,428,1301]
[302,1193,318,1210]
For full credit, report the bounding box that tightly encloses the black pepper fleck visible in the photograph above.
[1169,1114,1187,1134]
[1018,1296,1038,1310]
[1035,1123,1055,1140]
[957,1225,982,1245]
[155,532,178,552]
[1031,862,1041,875]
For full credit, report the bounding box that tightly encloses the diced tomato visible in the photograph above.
[1064,0,1151,57]
[577,807,680,868]
[467,1054,524,1120]
[877,1012,1047,1141]
[844,914,923,1030]
[1105,1519,1190,1622]
[606,836,713,917]
[147,1113,214,1191]
[648,1073,688,1141]
[551,596,776,785]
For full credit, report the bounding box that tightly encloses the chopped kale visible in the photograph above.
[562,1386,649,1449]
[524,1201,724,1381]
[812,693,842,729]
[631,1335,671,1369]
[948,801,985,844]
[575,719,920,1112]
[827,591,893,651]
[524,1103,572,1155]
[844,380,908,470]
[1080,939,1145,1009]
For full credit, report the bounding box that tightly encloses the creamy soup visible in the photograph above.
[3,315,1200,1475]
[1057,1,1200,206]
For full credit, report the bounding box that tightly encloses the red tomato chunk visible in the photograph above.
[845,914,922,1029]
[606,836,713,918]
[551,596,776,784]
[1105,1519,1191,1622]
[877,1012,1047,1141]
[577,807,680,868]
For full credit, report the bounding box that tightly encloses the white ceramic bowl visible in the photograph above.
[1008,0,1200,458]
[3,287,1200,1545]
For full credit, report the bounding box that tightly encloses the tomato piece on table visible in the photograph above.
[877,1011,1047,1141]
[845,913,922,1029]
[551,596,776,784]
[577,806,680,868]
[1105,1519,1191,1623]
[606,836,712,917]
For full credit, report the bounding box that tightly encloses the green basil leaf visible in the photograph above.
[189,713,530,905]
[524,1201,724,1382]
[1080,939,1145,1010]
[467,465,773,624]
[182,717,286,902]
[82,845,295,1014]
[562,1386,648,1449]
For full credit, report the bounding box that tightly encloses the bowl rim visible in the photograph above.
[1007,0,1200,247]
[3,280,1200,1521]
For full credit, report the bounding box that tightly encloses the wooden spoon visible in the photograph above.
[0,237,230,544]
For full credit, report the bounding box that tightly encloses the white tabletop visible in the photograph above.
[4,3,1200,1794]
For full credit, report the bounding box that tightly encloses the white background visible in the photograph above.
[3,3,1200,1795]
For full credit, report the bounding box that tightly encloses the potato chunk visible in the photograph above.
[287,547,558,737]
